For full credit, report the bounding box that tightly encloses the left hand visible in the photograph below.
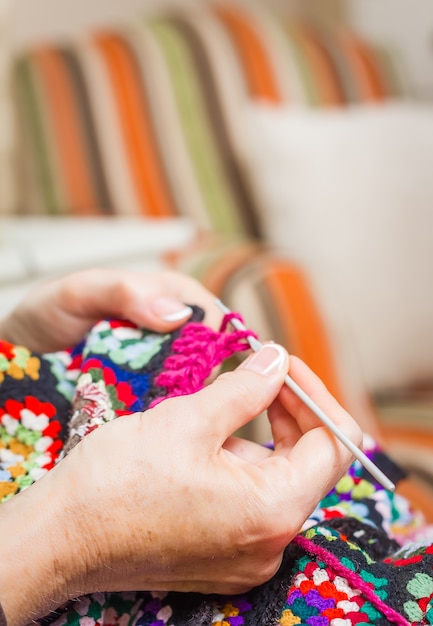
[0,268,222,353]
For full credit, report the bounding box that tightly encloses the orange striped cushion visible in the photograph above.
[12,4,403,217]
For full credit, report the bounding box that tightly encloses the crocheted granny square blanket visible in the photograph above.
[0,307,433,626]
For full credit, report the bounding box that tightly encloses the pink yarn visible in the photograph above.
[293,535,411,626]
[149,313,256,407]
[219,311,246,333]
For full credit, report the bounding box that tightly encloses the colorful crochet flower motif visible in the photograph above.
[139,591,174,625]
[44,348,83,402]
[383,542,433,624]
[80,357,145,414]
[40,591,179,626]
[83,319,169,369]
[403,572,433,624]
[211,597,252,625]
[0,396,63,501]
[304,434,419,546]
[66,361,141,446]
[279,556,381,625]
[0,340,40,383]
[73,371,116,424]
[75,319,173,418]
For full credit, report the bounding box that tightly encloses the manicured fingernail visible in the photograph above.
[242,344,287,375]
[152,297,193,322]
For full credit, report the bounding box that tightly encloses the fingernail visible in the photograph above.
[152,297,193,322]
[242,344,287,376]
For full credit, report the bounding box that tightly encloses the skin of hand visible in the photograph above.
[0,344,362,626]
[0,268,222,353]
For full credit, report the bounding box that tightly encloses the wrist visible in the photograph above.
[0,464,86,626]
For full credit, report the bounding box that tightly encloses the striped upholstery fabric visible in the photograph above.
[12,2,403,221]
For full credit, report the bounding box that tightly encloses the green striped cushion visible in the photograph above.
[11,3,404,220]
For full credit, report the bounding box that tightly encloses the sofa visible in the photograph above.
[5,0,433,518]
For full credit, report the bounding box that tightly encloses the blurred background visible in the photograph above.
[1,0,433,512]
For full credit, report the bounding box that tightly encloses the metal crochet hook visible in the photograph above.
[215,298,395,492]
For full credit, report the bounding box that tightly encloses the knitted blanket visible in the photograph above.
[1,308,433,626]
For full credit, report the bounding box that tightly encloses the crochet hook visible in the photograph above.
[215,298,395,492]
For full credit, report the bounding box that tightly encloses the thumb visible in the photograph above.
[190,343,289,442]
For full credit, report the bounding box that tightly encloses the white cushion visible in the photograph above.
[243,102,433,393]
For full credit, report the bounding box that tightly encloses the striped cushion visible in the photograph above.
[12,2,403,220]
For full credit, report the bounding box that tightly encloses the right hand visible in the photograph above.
[0,346,362,626]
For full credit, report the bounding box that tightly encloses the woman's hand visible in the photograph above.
[0,343,361,625]
[0,268,221,352]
